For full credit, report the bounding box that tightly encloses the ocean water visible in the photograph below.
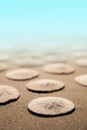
[0,0,87,53]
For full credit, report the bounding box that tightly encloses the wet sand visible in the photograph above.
[0,62,87,130]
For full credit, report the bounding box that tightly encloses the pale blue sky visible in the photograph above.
[0,0,87,50]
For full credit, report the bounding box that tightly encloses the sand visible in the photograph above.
[0,61,87,130]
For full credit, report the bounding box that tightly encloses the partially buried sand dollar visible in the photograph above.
[0,63,8,72]
[75,74,87,87]
[44,63,74,74]
[6,69,39,81]
[76,58,87,67]
[27,79,65,92]
[28,97,75,116]
[0,85,20,104]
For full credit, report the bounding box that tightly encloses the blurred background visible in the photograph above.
[0,0,87,52]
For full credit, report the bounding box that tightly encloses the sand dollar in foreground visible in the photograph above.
[6,69,39,81]
[0,85,20,104]
[44,63,74,74]
[75,74,87,87]
[27,79,65,92]
[28,97,75,116]
[0,63,8,72]
[76,58,87,67]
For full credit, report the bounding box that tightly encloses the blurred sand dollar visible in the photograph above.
[76,58,87,67]
[6,69,39,81]
[14,58,44,67]
[0,54,10,62]
[75,74,87,87]
[46,55,67,63]
[0,63,8,72]
[72,51,87,58]
[44,63,75,74]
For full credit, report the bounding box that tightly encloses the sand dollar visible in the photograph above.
[14,58,44,67]
[28,97,75,116]
[0,54,10,62]
[0,63,8,72]
[6,69,39,81]
[0,85,20,104]
[46,55,67,63]
[44,63,74,74]
[75,74,87,87]
[76,58,87,67]
[73,51,87,58]
[27,79,65,92]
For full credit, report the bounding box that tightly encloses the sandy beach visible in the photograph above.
[0,58,87,130]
